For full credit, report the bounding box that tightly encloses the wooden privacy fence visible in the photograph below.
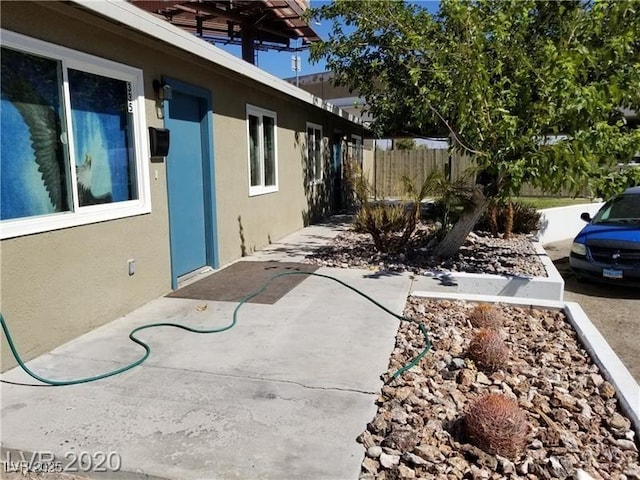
[362,149,600,199]
[363,149,475,198]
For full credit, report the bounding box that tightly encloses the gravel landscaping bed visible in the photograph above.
[358,298,639,480]
[304,225,548,278]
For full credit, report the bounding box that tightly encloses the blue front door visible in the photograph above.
[165,85,216,287]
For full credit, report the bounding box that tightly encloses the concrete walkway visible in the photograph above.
[0,221,416,480]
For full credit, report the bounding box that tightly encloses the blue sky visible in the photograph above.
[218,0,441,79]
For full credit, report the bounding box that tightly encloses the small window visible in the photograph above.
[350,134,363,165]
[247,105,278,196]
[0,30,150,239]
[306,122,323,184]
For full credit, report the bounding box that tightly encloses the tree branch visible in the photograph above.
[426,102,485,156]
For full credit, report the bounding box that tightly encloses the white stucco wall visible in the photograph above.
[536,203,605,245]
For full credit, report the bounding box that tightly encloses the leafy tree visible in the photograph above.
[310,0,640,257]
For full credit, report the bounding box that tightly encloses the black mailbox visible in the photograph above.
[149,127,170,157]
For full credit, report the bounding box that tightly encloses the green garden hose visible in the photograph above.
[0,271,431,386]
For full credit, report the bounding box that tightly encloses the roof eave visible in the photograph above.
[69,0,364,126]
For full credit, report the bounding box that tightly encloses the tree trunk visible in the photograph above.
[488,201,498,237]
[504,198,513,239]
[433,187,489,259]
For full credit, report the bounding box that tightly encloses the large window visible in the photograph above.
[306,122,323,184]
[247,105,277,196]
[0,30,150,239]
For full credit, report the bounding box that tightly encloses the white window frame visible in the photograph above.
[246,105,278,196]
[0,29,151,240]
[306,122,324,185]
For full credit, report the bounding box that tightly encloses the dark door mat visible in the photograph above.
[167,261,320,304]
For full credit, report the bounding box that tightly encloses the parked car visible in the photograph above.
[570,186,640,285]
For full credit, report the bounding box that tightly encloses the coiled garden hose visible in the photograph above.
[0,271,431,386]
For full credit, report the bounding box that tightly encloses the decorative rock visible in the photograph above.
[362,457,379,475]
[354,297,640,479]
[469,465,491,479]
[450,357,466,370]
[517,458,530,475]
[367,446,382,459]
[549,456,567,477]
[370,414,389,435]
[447,456,468,472]
[390,406,409,424]
[615,439,638,451]
[476,371,492,385]
[490,371,506,384]
[560,432,581,452]
[458,369,475,388]
[589,373,604,387]
[305,224,548,277]
[402,452,428,466]
[358,430,378,449]
[599,381,616,399]
[395,386,414,402]
[531,439,544,449]
[397,465,416,478]
[414,444,443,463]
[497,455,515,475]
[460,444,498,471]
[609,412,631,430]
[624,465,640,479]
[575,469,596,480]
[383,428,418,451]
[382,447,401,457]
[379,452,400,469]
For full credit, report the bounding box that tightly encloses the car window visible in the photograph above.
[593,194,640,224]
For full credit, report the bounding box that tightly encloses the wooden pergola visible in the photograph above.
[129,0,321,64]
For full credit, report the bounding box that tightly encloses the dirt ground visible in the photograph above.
[545,240,640,383]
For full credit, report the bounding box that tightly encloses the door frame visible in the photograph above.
[332,130,345,212]
[163,76,219,288]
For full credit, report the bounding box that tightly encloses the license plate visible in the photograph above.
[603,268,623,279]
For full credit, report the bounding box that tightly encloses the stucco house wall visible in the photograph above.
[0,1,366,371]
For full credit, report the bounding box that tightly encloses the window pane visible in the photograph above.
[249,114,260,187]
[263,116,276,187]
[307,127,315,180]
[314,129,323,181]
[1,47,70,220]
[68,69,137,206]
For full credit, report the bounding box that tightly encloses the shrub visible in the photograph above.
[467,304,504,329]
[348,164,418,253]
[477,201,541,235]
[465,393,529,458]
[352,202,414,252]
[467,328,509,371]
[352,203,408,234]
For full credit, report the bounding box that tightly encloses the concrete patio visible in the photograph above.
[1,223,417,479]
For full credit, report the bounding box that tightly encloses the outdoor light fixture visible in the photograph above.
[152,79,172,101]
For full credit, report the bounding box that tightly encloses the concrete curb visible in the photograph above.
[564,301,640,439]
[425,242,565,301]
[410,291,640,439]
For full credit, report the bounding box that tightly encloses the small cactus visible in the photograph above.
[467,303,504,329]
[467,328,509,371]
[465,392,529,458]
